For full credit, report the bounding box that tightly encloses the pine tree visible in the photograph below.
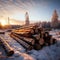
[51,10,59,28]
[25,12,30,26]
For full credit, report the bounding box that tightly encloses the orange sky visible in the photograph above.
[0,0,60,25]
[0,17,25,25]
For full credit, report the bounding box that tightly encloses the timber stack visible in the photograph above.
[10,25,57,50]
[10,34,33,50]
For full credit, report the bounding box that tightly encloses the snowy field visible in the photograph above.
[0,31,60,60]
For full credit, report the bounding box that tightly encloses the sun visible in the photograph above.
[1,21,6,26]
[0,20,7,26]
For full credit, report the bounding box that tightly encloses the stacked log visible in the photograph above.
[12,28,32,37]
[43,32,57,46]
[0,36,14,56]
[31,34,42,50]
[11,32,35,46]
[10,32,43,50]
[10,26,57,50]
[10,33,33,50]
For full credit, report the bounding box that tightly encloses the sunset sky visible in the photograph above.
[0,0,60,23]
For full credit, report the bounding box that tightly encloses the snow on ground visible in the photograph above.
[0,31,60,60]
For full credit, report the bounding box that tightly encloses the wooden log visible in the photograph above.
[50,38,57,45]
[0,36,14,56]
[12,28,32,37]
[10,34,33,50]
[0,31,5,34]
[11,32,35,46]
[30,34,43,50]
[10,32,42,50]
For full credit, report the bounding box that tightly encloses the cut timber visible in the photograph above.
[0,36,14,56]
[12,28,32,37]
[0,31,5,34]
[11,32,35,46]
[10,32,43,50]
[10,34,33,50]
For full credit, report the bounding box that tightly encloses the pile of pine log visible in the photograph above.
[10,25,57,50]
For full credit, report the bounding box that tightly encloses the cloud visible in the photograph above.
[0,0,35,18]
[0,0,60,22]
[0,0,50,19]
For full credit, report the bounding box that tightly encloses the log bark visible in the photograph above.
[0,36,14,56]
[10,34,33,50]
[11,32,35,46]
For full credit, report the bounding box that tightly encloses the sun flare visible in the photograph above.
[0,20,7,26]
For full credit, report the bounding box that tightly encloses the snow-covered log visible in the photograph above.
[10,34,33,50]
[10,32,42,50]
[0,36,14,56]
[10,32,35,46]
